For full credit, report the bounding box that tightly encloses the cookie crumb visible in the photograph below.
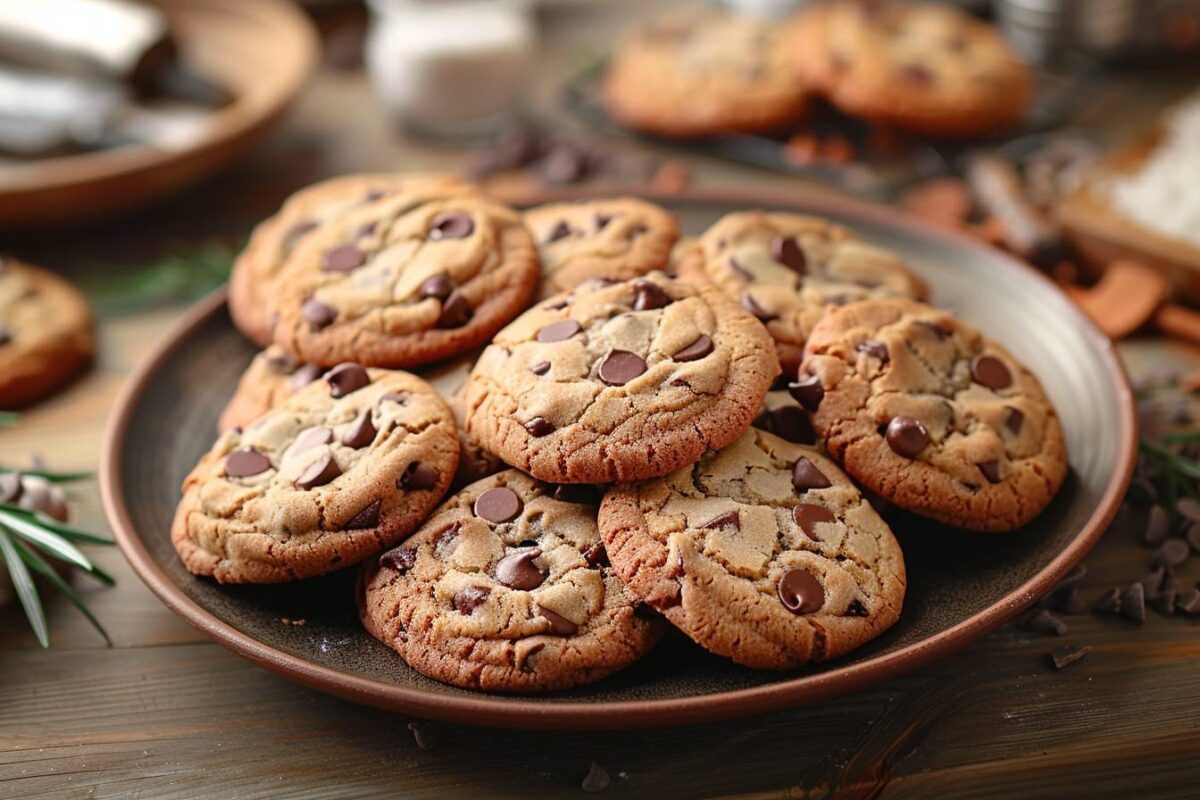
[1049,644,1091,670]
[408,721,437,751]
[582,761,611,793]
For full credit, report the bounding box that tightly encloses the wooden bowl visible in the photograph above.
[0,0,318,230]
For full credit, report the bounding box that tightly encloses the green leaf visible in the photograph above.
[11,537,111,646]
[0,511,112,585]
[1141,439,1200,480]
[83,243,237,316]
[0,527,48,647]
[0,505,114,545]
[1164,429,1200,444]
[0,411,17,427]
[0,467,93,483]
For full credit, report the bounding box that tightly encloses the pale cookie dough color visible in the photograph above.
[270,183,538,368]
[462,271,780,484]
[803,299,1068,532]
[603,8,810,137]
[217,345,327,433]
[786,1,1032,138]
[600,429,905,669]
[172,366,459,583]
[360,470,664,692]
[525,198,679,300]
[0,259,94,409]
[679,211,927,374]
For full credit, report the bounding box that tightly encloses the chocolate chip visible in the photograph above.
[793,458,832,491]
[1141,566,1167,599]
[436,290,473,329]
[1049,644,1090,670]
[1024,609,1068,635]
[595,212,614,230]
[551,484,601,505]
[845,599,868,617]
[537,320,581,343]
[530,361,551,376]
[418,272,454,300]
[788,375,824,411]
[728,257,753,281]
[538,605,578,636]
[702,510,740,530]
[765,406,816,445]
[632,280,671,311]
[793,503,835,539]
[1120,582,1146,622]
[454,586,490,614]
[778,568,824,614]
[296,453,341,489]
[322,244,366,272]
[741,291,775,321]
[1005,407,1024,436]
[302,299,336,329]
[341,411,376,448]
[856,340,889,363]
[399,461,439,491]
[1127,475,1157,505]
[524,417,554,437]
[1093,587,1121,615]
[266,351,298,373]
[11,478,67,522]
[0,473,20,503]
[1177,497,1200,524]
[886,416,929,458]
[673,335,713,362]
[1177,587,1200,614]
[380,544,416,573]
[599,351,647,386]
[581,761,611,794]
[291,426,333,456]
[326,363,370,397]
[343,498,381,530]
[225,449,271,478]
[583,542,609,567]
[978,460,1002,484]
[544,220,571,243]
[434,521,462,558]
[428,212,474,240]
[1145,504,1170,546]
[289,363,324,391]
[1153,538,1189,569]
[771,236,806,274]
[474,486,522,523]
[971,355,1013,390]
[496,548,545,590]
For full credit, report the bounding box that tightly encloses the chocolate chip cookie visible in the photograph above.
[462,271,780,484]
[678,211,927,374]
[360,470,663,692]
[266,182,538,367]
[524,198,679,299]
[603,8,811,137]
[0,259,94,409]
[217,345,327,433]
[172,365,459,583]
[802,299,1067,532]
[600,428,905,669]
[786,1,1033,138]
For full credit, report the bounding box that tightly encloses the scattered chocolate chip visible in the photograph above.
[1177,497,1200,524]
[1093,587,1121,615]
[1153,539,1190,569]
[673,335,713,362]
[380,545,417,573]
[436,290,473,329]
[302,299,336,329]
[1024,609,1068,636]
[1145,504,1170,546]
[764,405,817,445]
[886,416,929,458]
[428,212,474,240]
[1154,589,1178,616]
[793,458,832,491]
[788,375,824,412]
[344,498,382,530]
[1140,566,1167,598]
[530,361,551,376]
[1176,587,1200,614]
[1005,407,1025,436]
[537,320,581,343]
[632,280,671,311]
[399,461,439,491]
[544,220,571,243]
[474,486,522,523]
[778,568,824,614]
[341,411,376,448]
[793,503,835,539]
[408,722,437,751]
[538,605,578,636]
[496,548,545,590]
[599,351,647,386]
[702,510,740,530]
[418,272,454,300]
[454,586,490,614]
[322,244,366,272]
[856,340,889,363]
[583,542,609,568]
[1126,475,1157,505]
[326,363,370,397]
[771,236,806,274]
[728,257,753,281]
[296,453,341,490]
[581,761,611,794]
[1049,644,1090,670]
[225,449,271,478]
[289,363,324,391]
[971,355,1013,390]
[741,291,775,321]
[524,417,555,437]
[978,460,1002,484]
[1120,582,1146,623]
[551,484,600,505]
[291,426,333,456]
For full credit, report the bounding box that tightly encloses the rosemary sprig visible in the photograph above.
[82,241,238,316]
[0,412,17,427]
[0,467,94,483]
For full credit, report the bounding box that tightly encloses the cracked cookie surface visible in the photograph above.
[525,198,679,300]
[360,470,664,692]
[462,271,780,484]
[0,259,94,409]
[679,211,927,374]
[173,366,459,583]
[803,299,1067,532]
[267,182,538,367]
[217,345,328,433]
[599,428,905,669]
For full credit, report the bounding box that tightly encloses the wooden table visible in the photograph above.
[3,5,1200,798]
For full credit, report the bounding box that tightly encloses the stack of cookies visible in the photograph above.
[172,174,1067,694]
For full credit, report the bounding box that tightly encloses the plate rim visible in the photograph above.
[100,185,1137,730]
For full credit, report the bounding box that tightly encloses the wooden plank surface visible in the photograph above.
[3,3,1200,798]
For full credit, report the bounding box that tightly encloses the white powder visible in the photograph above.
[1109,94,1200,247]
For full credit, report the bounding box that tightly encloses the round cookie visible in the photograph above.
[603,8,811,137]
[217,345,327,433]
[462,271,781,484]
[786,1,1032,139]
[802,299,1068,532]
[599,428,905,670]
[678,211,927,374]
[525,198,680,300]
[0,259,94,409]
[268,182,538,367]
[172,366,459,583]
[359,470,664,693]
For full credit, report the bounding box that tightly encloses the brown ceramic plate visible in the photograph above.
[0,0,317,230]
[101,187,1136,730]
